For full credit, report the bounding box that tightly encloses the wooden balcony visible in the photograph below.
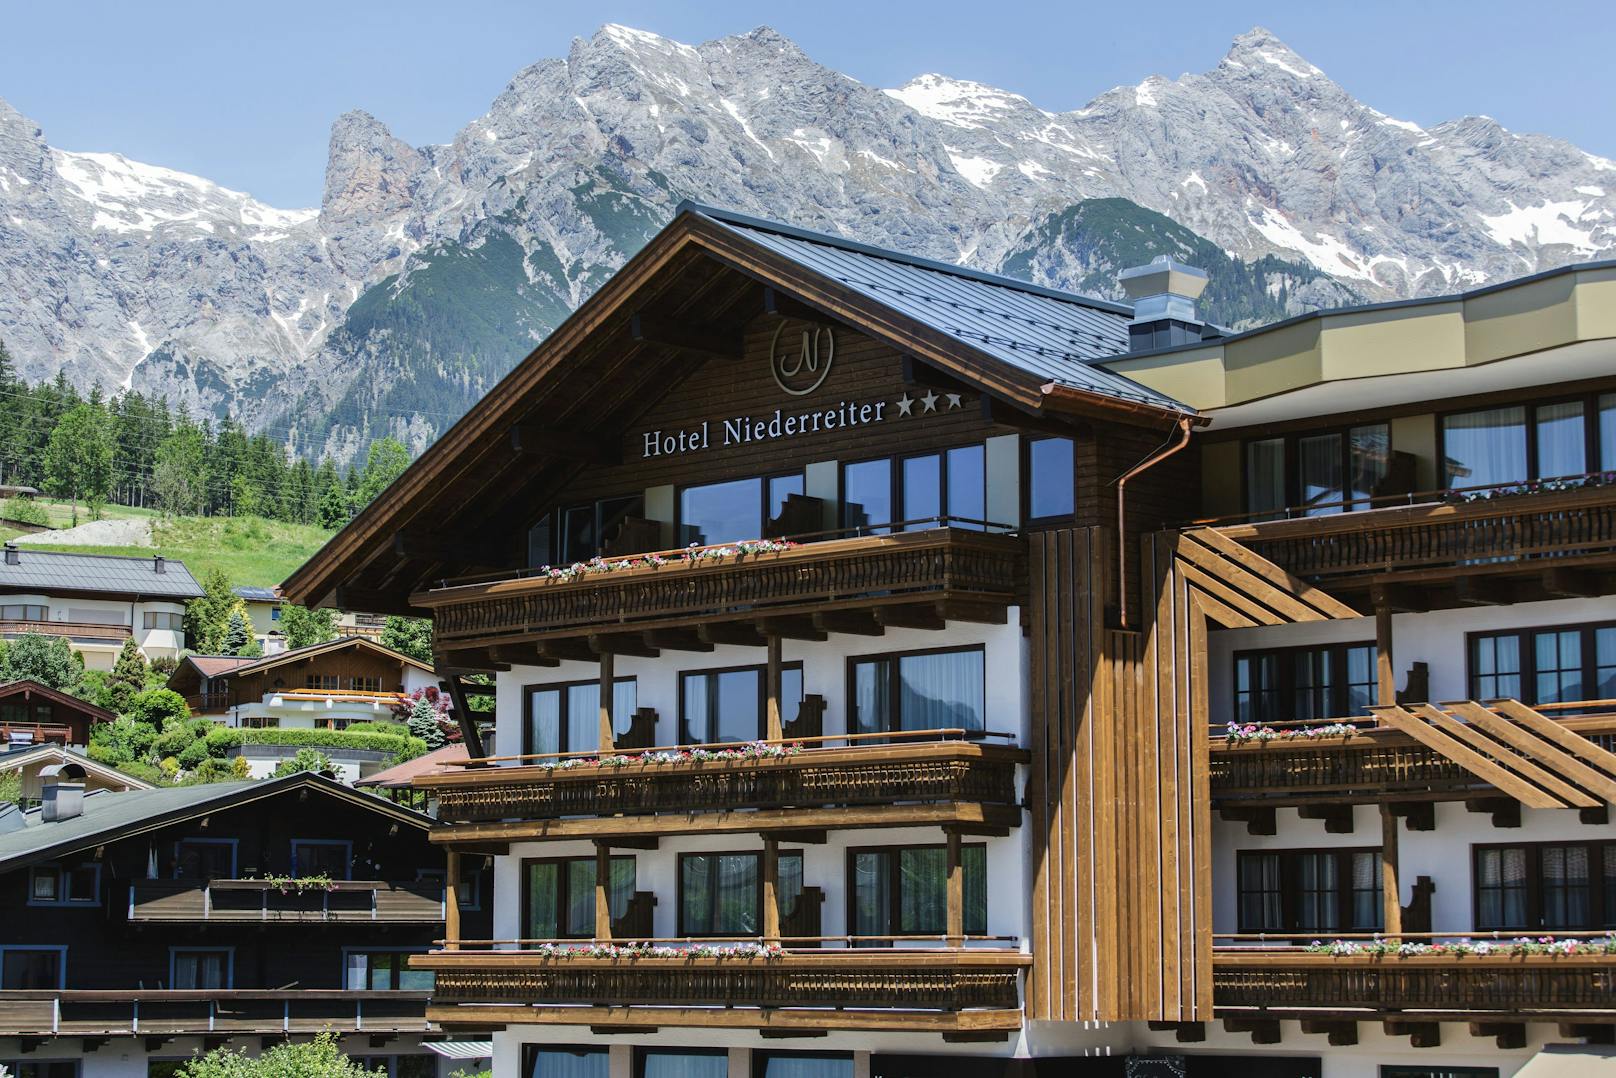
[414,947,1028,1034]
[417,736,1027,844]
[0,990,432,1036]
[0,722,75,745]
[127,878,446,923]
[1212,708,1616,809]
[417,528,1026,652]
[1214,949,1616,1023]
[1214,485,1616,607]
[0,619,131,644]
[184,691,231,713]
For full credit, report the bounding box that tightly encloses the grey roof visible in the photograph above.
[689,203,1191,413]
[233,585,280,602]
[0,548,203,600]
[0,772,431,870]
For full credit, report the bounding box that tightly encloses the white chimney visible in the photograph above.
[40,763,87,822]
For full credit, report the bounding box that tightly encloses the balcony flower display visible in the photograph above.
[534,742,805,770]
[256,873,340,895]
[530,941,784,960]
[1304,935,1616,957]
[531,539,798,583]
[1224,722,1360,744]
[1455,470,1616,503]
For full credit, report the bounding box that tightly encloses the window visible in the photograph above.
[0,700,52,728]
[1027,436,1074,521]
[0,605,47,622]
[543,495,646,565]
[0,947,65,989]
[842,445,989,534]
[1233,642,1378,724]
[270,607,281,622]
[306,674,340,690]
[675,473,808,547]
[525,678,638,756]
[680,664,803,744]
[636,1050,728,1078]
[1381,1069,1499,1078]
[679,851,803,937]
[849,844,986,944]
[344,950,434,990]
[753,1052,853,1078]
[1442,394,1615,492]
[842,458,892,534]
[347,676,381,692]
[172,838,237,880]
[1243,424,1389,517]
[524,857,636,939]
[170,948,232,989]
[1,1063,78,1078]
[1467,621,1616,706]
[1236,849,1382,933]
[1475,841,1616,931]
[28,864,99,906]
[522,1046,609,1078]
[290,839,352,879]
[850,647,985,736]
[142,611,184,631]
[418,858,483,911]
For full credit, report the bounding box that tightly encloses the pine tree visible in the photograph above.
[406,694,446,749]
[222,611,250,656]
[185,569,239,654]
[106,638,150,715]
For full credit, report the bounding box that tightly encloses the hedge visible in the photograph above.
[206,728,427,761]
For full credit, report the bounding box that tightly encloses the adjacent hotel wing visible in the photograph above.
[283,205,1616,1078]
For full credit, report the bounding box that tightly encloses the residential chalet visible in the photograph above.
[280,204,1616,1078]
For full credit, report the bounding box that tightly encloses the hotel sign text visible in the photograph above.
[642,400,888,459]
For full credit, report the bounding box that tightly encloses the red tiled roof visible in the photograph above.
[186,656,257,678]
[355,743,467,789]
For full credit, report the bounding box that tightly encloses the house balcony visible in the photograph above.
[127,878,447,923]
[416,734,1027,844]
[1213,946,1616,1028]
[416,527,1026,659]
[0,989,432,1036]
[1211,702,1616,815]
[0,619,131,644]
[0,721,76,745]
[1212,484,1616,609]
[412,946,1028,1035]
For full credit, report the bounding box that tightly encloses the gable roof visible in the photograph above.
[0,548,203,600]
[0,679,118,723]
[0,743,154,790]
[179,655,258,680]
[171,637,432,690]
[0,771,431,872]
[280,204,1195,613]
[356,742,467,790]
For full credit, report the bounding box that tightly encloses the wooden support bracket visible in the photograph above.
[1222,1018,1281,1044]
[1388,801,1436,831]
[1298,804,1355,833]
[1470,1022,1526,1049]
[1465,797,1522,828]
[1219,806,1277,836]
[1299,1019,1358,1046]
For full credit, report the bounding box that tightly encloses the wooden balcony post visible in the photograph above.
[1380,805,1403,936]
[444,848,461,950]
[1375,600,1396,711]
[762,836,781,945]
[594,841,613,942]
[598,652,616,753]
[765,634,784,742]
[946,828,964,948]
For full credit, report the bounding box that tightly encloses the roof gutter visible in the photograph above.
[1039,381,1206,429]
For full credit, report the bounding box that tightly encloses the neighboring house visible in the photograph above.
[0,545,203,670]
[355,744,468,814]
[0,767,490,1077]
[167,639,438,781]
[0,681,116,749]
[233,586,387,655]
[0,744,151,809]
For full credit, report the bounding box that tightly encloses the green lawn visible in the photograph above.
[2,498,158,529]
[19,514,335,589]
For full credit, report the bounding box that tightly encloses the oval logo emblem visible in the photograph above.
[769,320,834,396]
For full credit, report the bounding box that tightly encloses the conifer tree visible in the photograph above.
[106,638,150,715]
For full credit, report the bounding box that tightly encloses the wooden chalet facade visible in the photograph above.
[282,206,1616,1078]
[0,770,491,1077]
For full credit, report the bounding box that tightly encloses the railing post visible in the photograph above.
[762,836,781,945]
[444,848,462,950]
[598,652,616,753]
[594,841,613,941]
[945,827,964,949]
[765,634,784,742]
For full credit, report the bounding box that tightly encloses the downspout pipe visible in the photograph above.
[1116,416,1195,629]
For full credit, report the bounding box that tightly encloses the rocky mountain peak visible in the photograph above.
[1221,26,1324,80]
[0,97,50,186]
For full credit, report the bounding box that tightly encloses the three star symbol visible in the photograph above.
[896,393,915,416]
[895,390,965,416]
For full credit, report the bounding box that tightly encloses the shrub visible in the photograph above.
[177,1031,382,1077]
[115,760,168,786]
[180,757,241,786]
[1,632,85,692]
[271,748,336,778]
[1,497,49,527]
[213,728,426,760]
[126,689,190,730]
[177,736,211,770]
[106,639,149,714]
[342,721,408,736]
[88,717,158,765]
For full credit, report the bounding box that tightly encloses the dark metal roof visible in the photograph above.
[233,585,281,602]
[0,548,203,600]
[685,203,1191,413]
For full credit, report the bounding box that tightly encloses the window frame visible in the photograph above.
[521,855,637,940]
[1230,640,1379,725]
[1023,435,1076,526]
[171,837,239,880]
[633,1048,729,1078]
[1472,839,1616,932]
[522,676,639,757]
[845,643,987,738]
[751,1051,854,1078]
[522,1046,610,1078]
[341,947,434,991]
[27,863,100,908]
[289,838,352,880]
[1437,392,1609,492]
[0,945,66,990]
[673,471,806,548]
[839,443,989,535]
[844,841,988,945]
[677,661,805,745]
[1465,619,1616,707]
[1240,421,1392,518]
[416,857,484,912]
[1234,846,1384,935]
[168,946,234,990]
[676,849,803,938]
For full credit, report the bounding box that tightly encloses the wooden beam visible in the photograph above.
[1298,804,1354,833]
[1384,1021,1440,1048]
[589,633,660,659]
[1218,806,1276,836]
[1470,1022,1526,1049]
[810,610,885,637]
[444,848,462,950]
[597,653,617,753]
[761,286,825,323]
[594,836,660,850]
[762,836,781,945]
[1299,1019,1358,1046]
[1374,600,1396,709]
[429,1004,1025,1034]
[1222,1018,1281,1044]
[945,828,964,948]
[438,650,511,673]
[536,638,600,664]
[773,830,828,845]
[630,312,742,359]
[1388,801,1435,831]
[441,679,487,762]
[1380,804,1402,937]
[697,623,768,648]
[333,587,427,618]
[594,841,612,941]
[1465,797,1522,828]
[765,635,784,742]
[1370,582,1428,614]
[1453,576,1514,606]
[392,531,505,566]
[1541,566,1605,598]
[643,629,713,653]
[874,603,946,631]
[488,644,557,668]
[509,422,620,465]
[754,616,826,642]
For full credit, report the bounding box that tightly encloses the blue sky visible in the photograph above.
[5,0,1612,208]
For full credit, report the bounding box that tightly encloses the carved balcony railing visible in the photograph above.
[0,721,75,745]
[1214,485,1616,599]
[0,990,433,1036]
[127,878,447,923]
[1211,708,1616,807]
[1214,949,1616,1020]
[0,619,131,644]
[416,528,1026,649]
[413,947,1028,1030]
[416,734,1027,842]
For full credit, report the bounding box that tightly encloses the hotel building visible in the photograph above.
[283,205,1616,1078]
